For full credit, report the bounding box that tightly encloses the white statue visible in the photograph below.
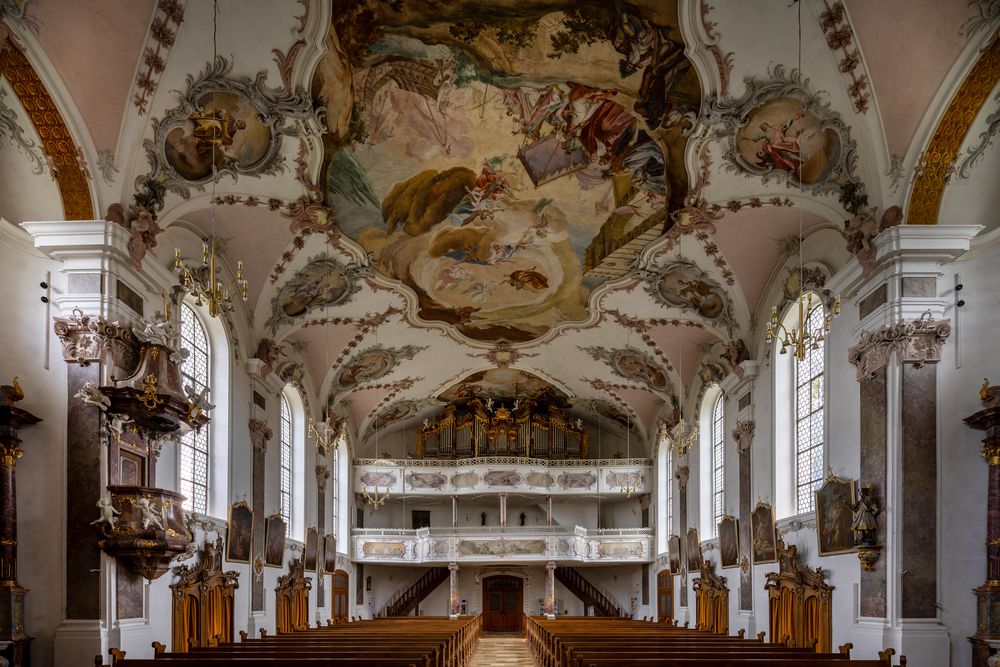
[184,384,215,416]
[75,382,110,411]
[422,418,431,430]
[134,312,176,348]
[136,497,165,530]
[512,399,521,412]
[170,347,190,365]
[575,418,583,430]
[91,498,121,531]
[486,398,494,412]
[108,413,133,440]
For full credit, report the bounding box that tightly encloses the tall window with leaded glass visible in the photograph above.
[795,305,826,513]
[179,304,210,514]
[280,395,293,535]
[666,446,674,537]
[712,395,725,529]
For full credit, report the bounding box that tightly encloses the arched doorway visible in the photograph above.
[482,575,523,632]
[331,569,349,623]
[657,570,673,623]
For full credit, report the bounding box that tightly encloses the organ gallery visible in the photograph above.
[0,1,997,666]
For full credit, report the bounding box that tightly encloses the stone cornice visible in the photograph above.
[53,308,139,369]
[847,312,952,381]
[675,465,690,489]
[249,418,273,454]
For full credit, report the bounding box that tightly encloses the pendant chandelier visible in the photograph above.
[620,329,639,499]
[173,0,248,319]
[764,0,839,360]
[363,324,390,511]
[663,250,698,458]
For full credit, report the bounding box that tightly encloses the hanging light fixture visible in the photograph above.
[620,328,639,498]
[173,0,248,318]
[363,323,390,511]
[764,0,839,360]
[663,248,698,458]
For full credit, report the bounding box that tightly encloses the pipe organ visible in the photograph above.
[415,398,588,459]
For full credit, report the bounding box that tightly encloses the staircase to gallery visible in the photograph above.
[380,566,450,617]
[554,566,622,617]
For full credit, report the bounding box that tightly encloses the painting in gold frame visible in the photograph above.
[668,534,681,572]
[815,475,857,556]
[304,527,319,572]
[750,501,777,564]
[718,515,740,568]
[324,534,337,573]
[225,501,253,564]
[263,514,286,567]
[686,527,702,571]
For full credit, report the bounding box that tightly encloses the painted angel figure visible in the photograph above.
[75,382,111,411]
[108,413,133,441]
[91,498,120,532]
[135,312,176,348]
[136,497,164,531]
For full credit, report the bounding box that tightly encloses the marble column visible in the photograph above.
[733,420,754,612]
[676,465,689,610]
[451,495,458,528]
[448,563,460,620]
[249,419,273,613]
[316,463,330,612]
[500,493,507,527]
[546,496,552,527]
[544,561,556,619]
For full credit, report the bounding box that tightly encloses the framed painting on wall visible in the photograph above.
[304,527,318,572]
[324,534,337,573]
[686,527,702,571]
[718,515,740,568]
[668,534,681,572]
[226,501,252,564]
[816,475,857,555]
[263,514,286,567]
[750,502,777,564]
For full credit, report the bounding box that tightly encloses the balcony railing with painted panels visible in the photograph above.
[351,526,653,564]
[352,457,652,497]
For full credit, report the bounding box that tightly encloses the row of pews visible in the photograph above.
[526,617,907,667]
[97,616,482,667]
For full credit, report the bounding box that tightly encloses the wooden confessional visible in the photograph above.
[693,561,728,634]
[765,539,834,652]
[170,537,239,651]
[276,557,311,633]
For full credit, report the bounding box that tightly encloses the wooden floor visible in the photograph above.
[469,635,538,667]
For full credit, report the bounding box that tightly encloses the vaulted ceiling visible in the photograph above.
[2,0,997,448]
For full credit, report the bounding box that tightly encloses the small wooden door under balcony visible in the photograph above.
[483,575,523,632]
[331,570,349,623]
[657,570,673,623]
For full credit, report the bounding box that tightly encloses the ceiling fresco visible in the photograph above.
[4,0,997,445]
[315,0,702,342]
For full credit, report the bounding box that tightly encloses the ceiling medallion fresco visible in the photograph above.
[638,258,737,334]
[316,1,702,342]
[143,56,316,199]
[579,346,672,394]
[702,64,867,214]
[266,255,367,333]
[437,368,569,404]
[333,345,427,391]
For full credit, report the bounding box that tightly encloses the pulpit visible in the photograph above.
[966,380,1000,666]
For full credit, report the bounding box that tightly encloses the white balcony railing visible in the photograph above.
[351,526,653,564]
[353,457,652,497]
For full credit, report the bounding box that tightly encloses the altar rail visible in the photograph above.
[353,457,651,496]
[352,526,653,564]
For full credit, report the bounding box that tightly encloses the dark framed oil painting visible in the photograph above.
[225,501,252,564]
[263,514,286,567]
[718,515,740,568]
[304,527,319,572]
[324,534,337,573]
[816,475,857,556]
[750,502,777,564]
[686,527,702,571]
[668,534,681,572]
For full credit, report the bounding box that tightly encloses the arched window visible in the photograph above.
[279,394,293,535]
[666,446,674,537]
[794,305,826,513]
[179,304,210,514]
[774,296,827,518]
[711,395,725,529]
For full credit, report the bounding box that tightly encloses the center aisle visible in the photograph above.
[470,635,538,667]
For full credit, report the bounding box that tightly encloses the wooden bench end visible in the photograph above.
[259,627,267,638]
[108,647,125,667]
[879,647,897,664]
[151,641,166,655]
[737,628,745,638]
[757,630,766,642]
[238,630,247,641]
[838,641,853,656]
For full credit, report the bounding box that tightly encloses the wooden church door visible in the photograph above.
[657,570,673,623]
[331,570,349,623]
[483,575,523,632]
